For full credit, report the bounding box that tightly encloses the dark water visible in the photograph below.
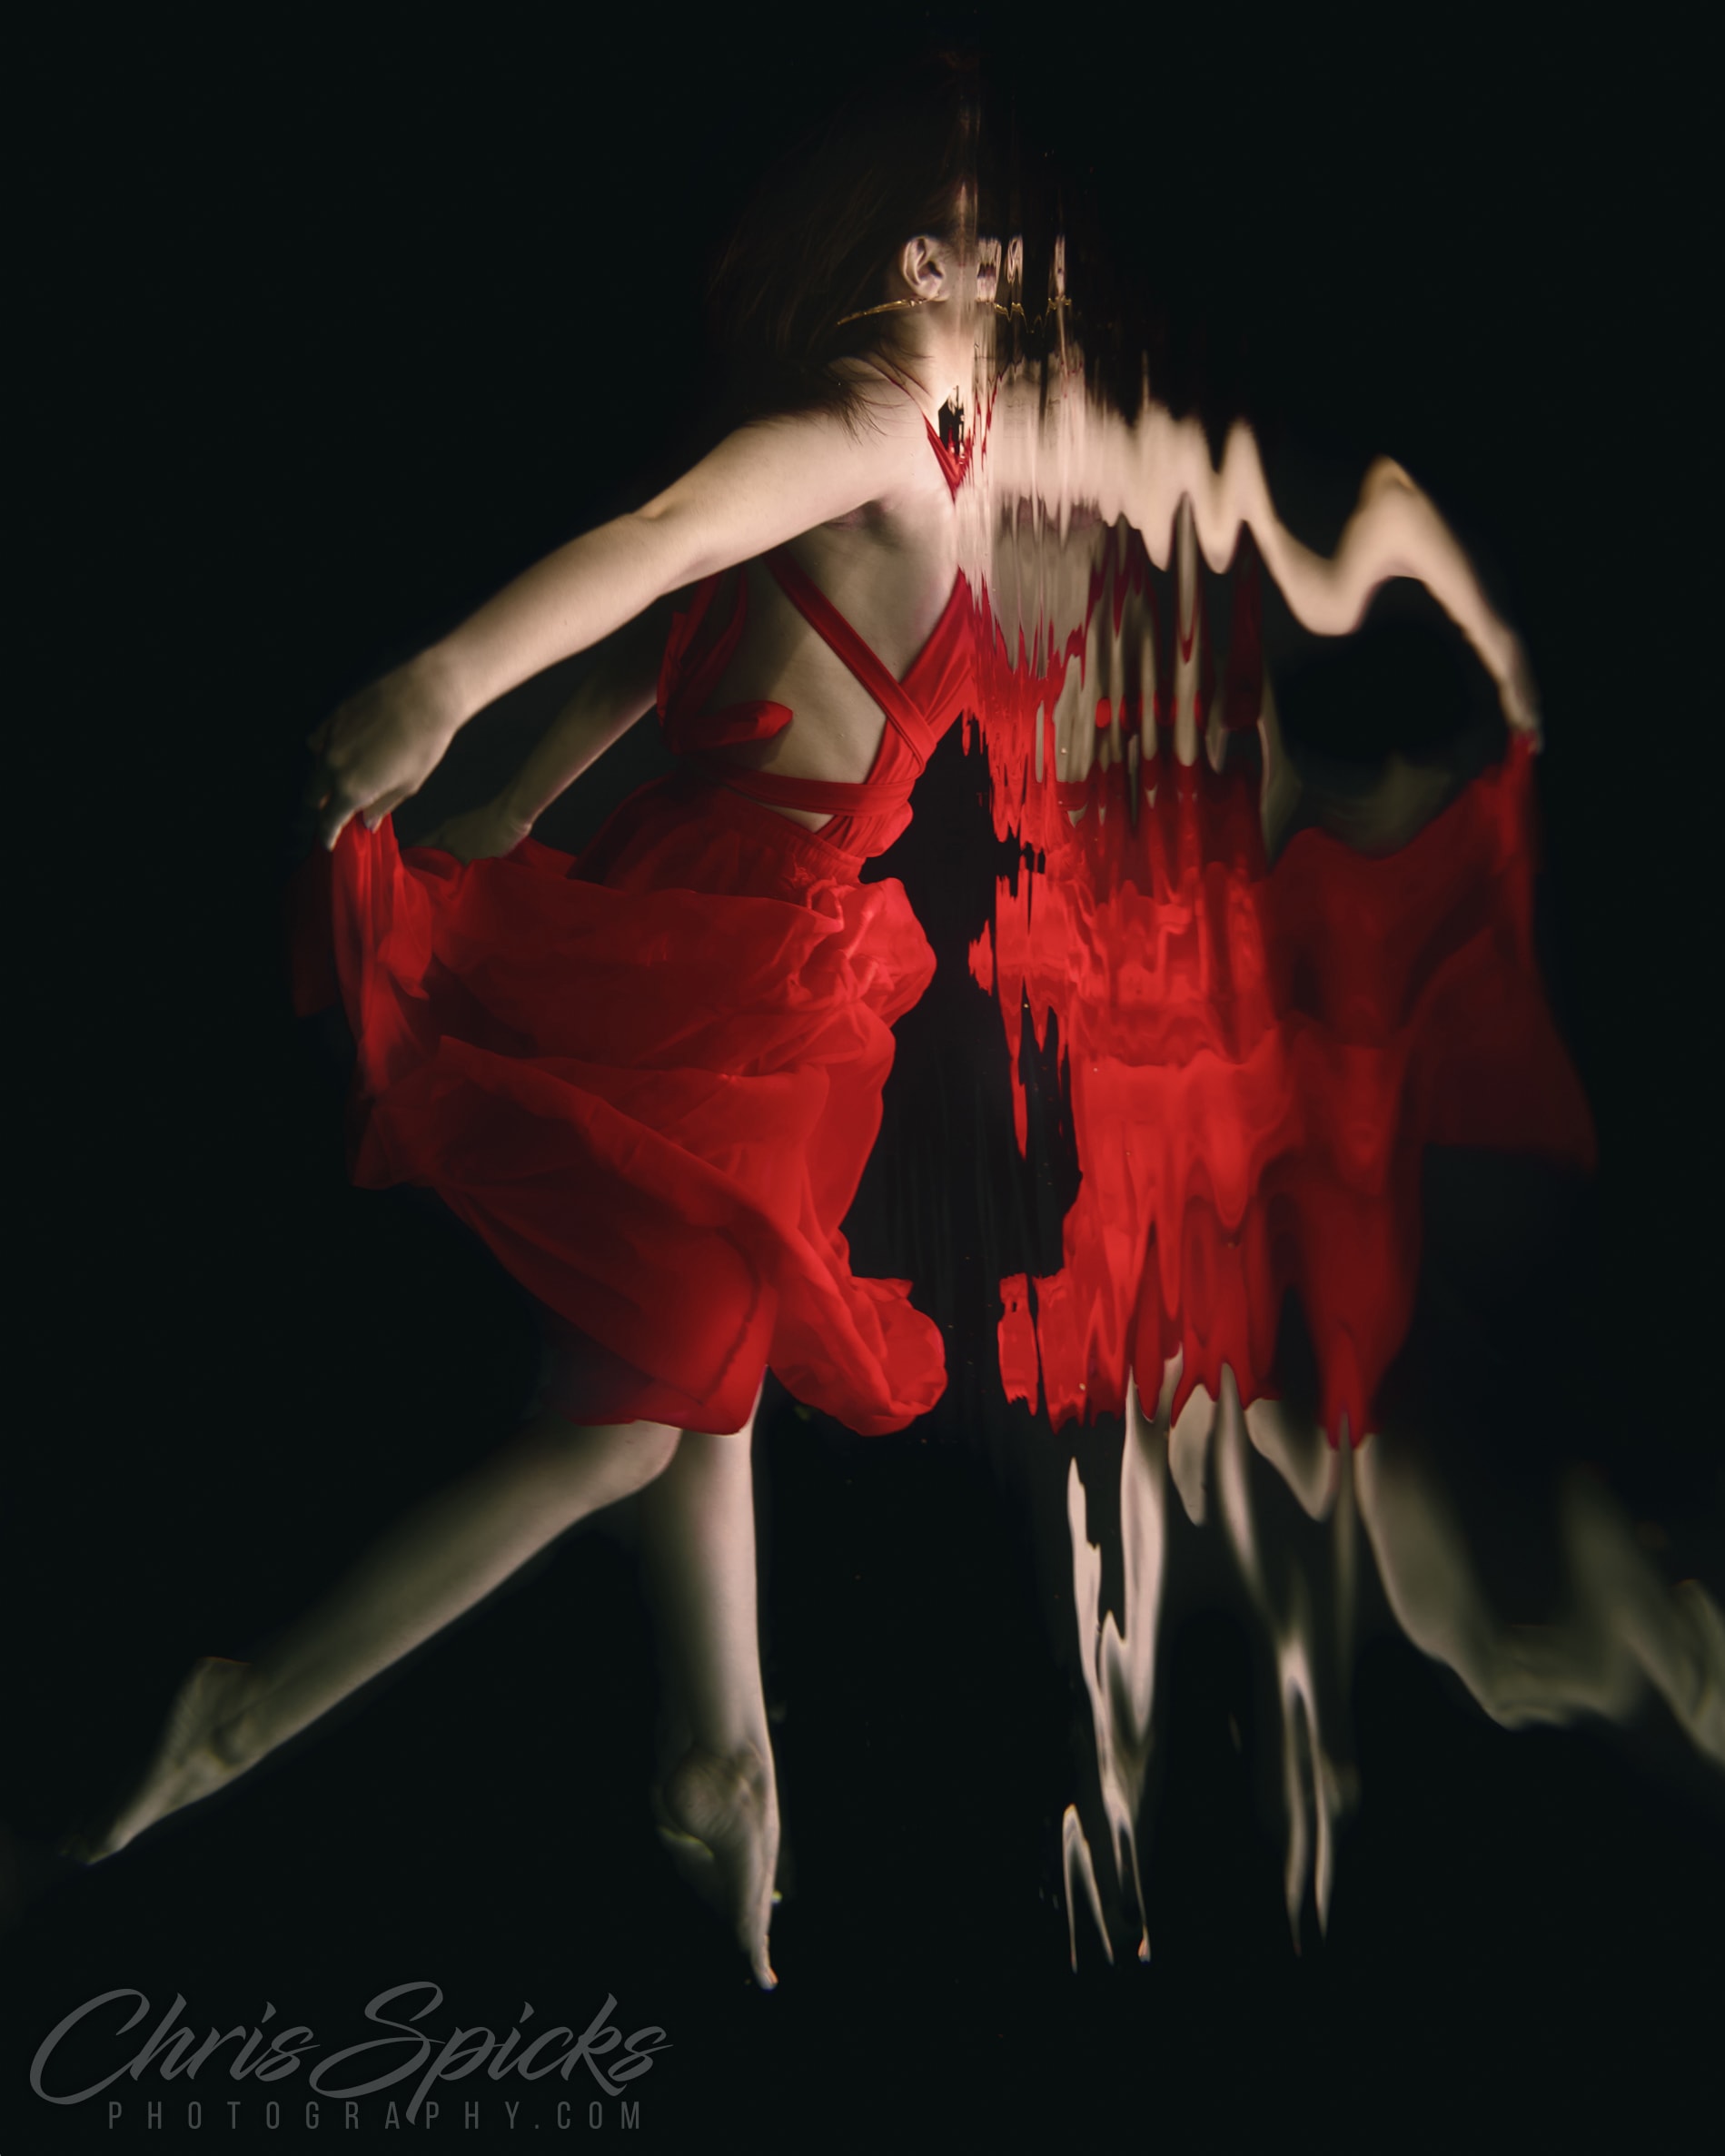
[6,12,1719,2148]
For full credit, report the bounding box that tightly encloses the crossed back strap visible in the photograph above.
[764,549,937,766]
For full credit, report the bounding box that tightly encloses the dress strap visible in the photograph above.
[690,757,915,818]
[763,549,937,763]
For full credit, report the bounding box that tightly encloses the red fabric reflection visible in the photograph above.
[973,546,1594,1444]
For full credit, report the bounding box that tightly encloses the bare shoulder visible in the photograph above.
[635,376,934,579]
[743,371,928,483]
[825,354,925,421]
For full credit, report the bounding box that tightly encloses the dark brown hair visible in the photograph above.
[705,53,982,430]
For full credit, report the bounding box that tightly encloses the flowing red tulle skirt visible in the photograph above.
[290,769,947,1436]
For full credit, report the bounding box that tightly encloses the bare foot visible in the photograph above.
[651,1744,779,1990]
[61,1658,257,1864]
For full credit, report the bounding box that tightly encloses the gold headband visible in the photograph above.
[834,298,931,328]
[836,299,1059,330]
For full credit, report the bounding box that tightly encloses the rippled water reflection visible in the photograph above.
[946,232,1723,1963]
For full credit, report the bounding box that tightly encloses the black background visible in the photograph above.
[6,6,1721,2149]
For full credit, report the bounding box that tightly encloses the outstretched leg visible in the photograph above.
[637,1397,779,1989]
[1356,1429,1725,1769]
[69,1409,682,1861]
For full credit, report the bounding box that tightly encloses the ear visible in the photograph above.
[897,233,955,304]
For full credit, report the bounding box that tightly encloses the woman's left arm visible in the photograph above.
[415,603,671,862]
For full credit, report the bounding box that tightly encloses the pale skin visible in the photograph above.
[77,207,1546,1987]
[1045,499,1466,854]
[1064,1365,1724,1966]
[986,385,1542,745]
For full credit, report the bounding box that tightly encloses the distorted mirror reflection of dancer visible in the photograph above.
[982,461,1721,1962]
[1043,503,1724,1794]
[61,55,1558,1990]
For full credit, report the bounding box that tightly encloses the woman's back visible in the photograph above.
[690,377,969,828]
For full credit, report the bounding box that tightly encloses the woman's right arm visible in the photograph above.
[309,397,913,848]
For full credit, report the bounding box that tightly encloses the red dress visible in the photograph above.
[292,542,977,1437]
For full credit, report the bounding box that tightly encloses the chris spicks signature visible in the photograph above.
[30,1979,669,2121]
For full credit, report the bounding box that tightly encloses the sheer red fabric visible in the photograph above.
[291,547,977,1437]
[972,554,1596,1447]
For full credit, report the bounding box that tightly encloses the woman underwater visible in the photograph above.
[62,57,1550,1988]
